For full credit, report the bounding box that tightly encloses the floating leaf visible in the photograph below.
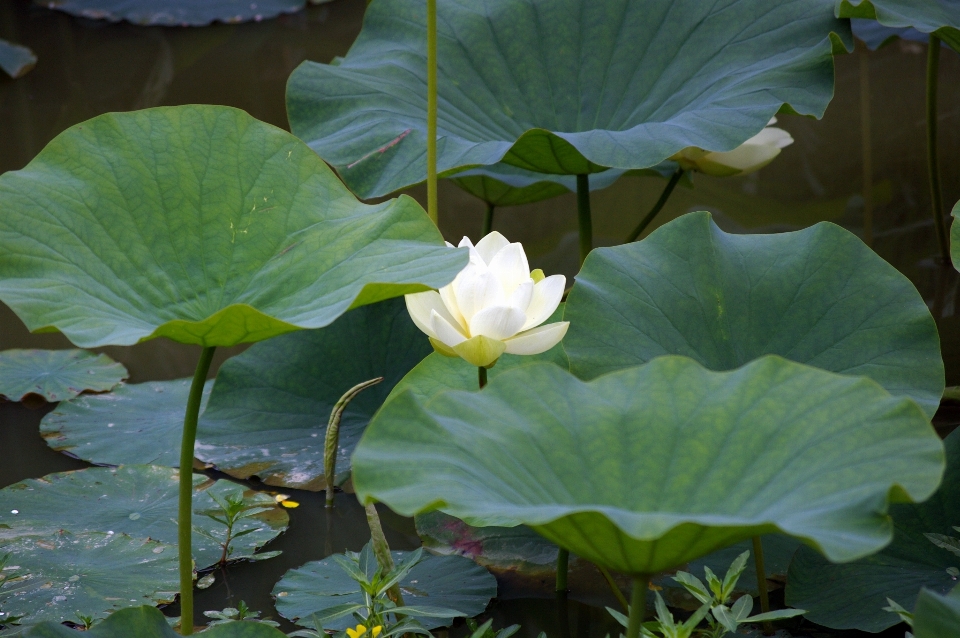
[785,428,960,632]
[33,0,317,27]
[287,0,850,198]
[563,211,944,418]
[21,605,287,637]
[0,105,466,349]
[40,379,212,467]
[272,543,496,630]
[354,357,944,576]
[0,350,127,404]
[913,587,960,638]
[195,298,431,491]
[0,531,177,628]
[0,466,287,570]
[0,39,36,80]
[838,0,960,52]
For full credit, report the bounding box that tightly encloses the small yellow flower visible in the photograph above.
[346,625,368,638]
[372,626,383,638]
[280,499,299,508]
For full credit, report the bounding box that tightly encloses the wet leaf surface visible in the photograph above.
[0,350,127,404]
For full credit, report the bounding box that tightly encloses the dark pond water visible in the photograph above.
[1,1,958,636]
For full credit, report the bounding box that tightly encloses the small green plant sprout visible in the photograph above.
[203,600,280,628]
[290,546,466,638]
[883,597,915,637]
[0,553,24,629]
[464,618,522,638]
[608,592,710,638]
[194,488,280,567]
[669,551,805,637]
[74,610,96,630]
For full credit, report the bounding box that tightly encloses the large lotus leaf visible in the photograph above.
[353,357,945,576]
[0,105,466,349]
[784,428,960,632]
[852,19,932,50]
[22,605,287,637]
[34,0,314,27]
[40,379,212,467]
[272,543,496,630]
[838,0,960,53]
[0,531,178,628]
[0,466,287,570]
[0,350,127,403]
[286,0,851,198]
[195,298,431,491]
[563,211,944,418]
[913,587,960,638]
[0,39,36,80]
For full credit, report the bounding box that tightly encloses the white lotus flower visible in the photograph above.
[671,118,794,177]
[405,232,569,368]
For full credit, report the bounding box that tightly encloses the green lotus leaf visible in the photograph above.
[195,298,431,491]
[0,531,178,628]
[449,165,631,208]
[563,211,944,418]
[0,350,127,403]
[838,0,960,52]
[21,605,287,637]
[32,0,317,27]
[354,357,944,576]
[0,466,287,570]
[40,379,212,467]
[913,587,960,638]
[272,542,496,630]
[0,105,466,349]
[287,0,851,198]
[0,39,36,80]
[785,427,960,632]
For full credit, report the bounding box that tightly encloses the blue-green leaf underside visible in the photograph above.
[33,0,319,27]
[785,428,960,632]
[272,543,496,630]
[40,379,212,467]
[196,298,432,491]
[838,0,960,52]
[0,105,466,349]
[0,350,127,403]
[354,357,944,575]
[287,0,851,198]
[563,211,944,418]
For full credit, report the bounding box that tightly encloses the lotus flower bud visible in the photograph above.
[405,232,569,368]
[670,118,794,177]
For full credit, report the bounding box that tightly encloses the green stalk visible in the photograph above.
[556,548,569,592]
[752,536,773,635]
[365,502,405,606]
[178,346,216,636]
[627,169,684,243]
[576,174,592,266]
[626,575,649,638]
[482,202,495,237]
[426,0,438,226]
[478,366,487,389]
[597,564,630,611]
[324,378,384,508]
[926,34,949,264]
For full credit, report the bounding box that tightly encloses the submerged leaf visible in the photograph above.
[0,350,127,403]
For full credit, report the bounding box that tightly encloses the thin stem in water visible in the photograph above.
[178,346,216,636]
[926,34,949,264]
[426,0,438,226]
[556,548,569,593]
[597,564,630,611]
[576,174,592,266]
[478,366,487,389]
[365,502,405,606]
[627,169,684,243]
[752,536,773,636]
[626,575,649,638]
[324,378,384,508]
[482,202,495,237]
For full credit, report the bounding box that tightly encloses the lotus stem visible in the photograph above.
[178,345,216,636]
[752,536,773,635]
[597,564,630,611]
[576,174,592,266]
[556,548,569,592]
[364,502,405,606]
[926,34,949,264]
[627,169,684,243]
[482,202,495,237]
[324,377,384,508]
[626,575,649,638]
[478,366,487,389]
[426,0,438,226]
